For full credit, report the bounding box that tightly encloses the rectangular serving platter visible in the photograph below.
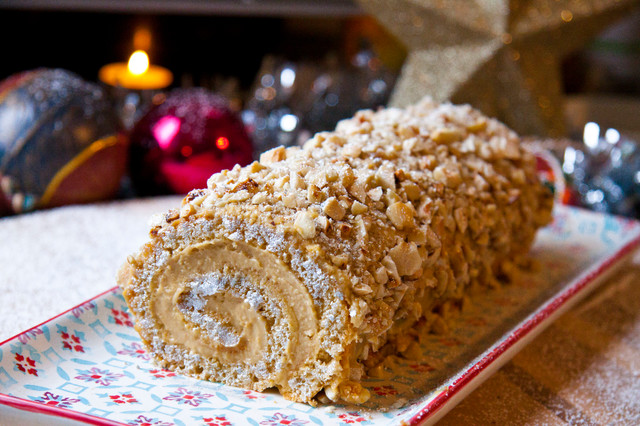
[1,205,639,426]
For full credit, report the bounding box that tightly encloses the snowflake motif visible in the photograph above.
[371,385,398,397]
[127,415,174,426]
[162,387,214,407]
[14,352,38,376]
[338,412,367,424]
[241,389,265,400]
[148,368,176,379]
[203,416,232,426]
[17,327,44,345]
[60,330,84,352]
[108,393,139,404]
[259,413,309,426]
[75,367,125,386]
[408,363,435,373]
[72,301,96,318]
[111,308,134,327]
[117,342,151,360]
[32,391,80,409]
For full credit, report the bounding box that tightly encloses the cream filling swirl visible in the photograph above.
[150,239,320,392]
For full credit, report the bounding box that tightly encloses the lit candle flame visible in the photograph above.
[99,47,172,90]
[128,50,150,76]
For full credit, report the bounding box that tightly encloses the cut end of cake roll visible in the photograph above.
[119,236,349,403]
[117,97,553,405]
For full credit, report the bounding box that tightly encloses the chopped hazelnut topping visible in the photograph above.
[343,144,362,158]
[290,171,306,190]
[352,281,373,296]
[402,182,421,201]
[373,266,388,285]
[260,146,286,164]
[180,203,195,218]
[367,187,383,201]
[376,166,396,190]
[323,197,346,221]
[386,202,415,229]
[466,119,488,133]
[348,179,367,204]
[389,242,422,276]
[351,200,368,215]
[454,207,468,233]
[294,211,316,239]
[165,209,179,222]
[330,253,348,267]
[307,184,324,203]
[316,215,330,232]
[431,128,464,144]
[251,192,267,204]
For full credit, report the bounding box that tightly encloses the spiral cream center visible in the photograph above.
[150,239,319,388]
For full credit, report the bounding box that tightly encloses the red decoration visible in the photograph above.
[14,352,38,376]
[0,69,125,215]
[128,89,253,195]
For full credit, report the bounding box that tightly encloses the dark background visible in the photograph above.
[0,8,360,96]
[1,3,640,98]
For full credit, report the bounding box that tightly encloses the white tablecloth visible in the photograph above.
[0,196,182,342]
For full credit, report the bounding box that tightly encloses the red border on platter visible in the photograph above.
[0,393,125,426]
[0,286,119,348]
[0,286,127,426]
[1,213,640,426]
[407,230,640,425]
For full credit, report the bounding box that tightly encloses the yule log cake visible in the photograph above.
[118,97,553,404]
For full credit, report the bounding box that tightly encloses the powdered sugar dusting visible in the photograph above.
[440,262,640,425]
[289,247,334,301]
[177,272,265,347]
[0,196,182,341]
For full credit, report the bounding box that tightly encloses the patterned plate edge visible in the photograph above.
[406,222,640,425]
[0,286,127,425]
[0,286,119,348]
[0,392,126,426]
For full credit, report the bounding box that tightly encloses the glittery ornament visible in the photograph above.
[243,48,396,154]
[129,88,253,195]
[356,0,638,137]
[562,124,640,217]
[0,69,125,215]
[526,127,640,218]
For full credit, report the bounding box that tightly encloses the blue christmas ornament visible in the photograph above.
[0,69,125,215]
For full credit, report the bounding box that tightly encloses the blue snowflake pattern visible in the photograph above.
[162,387,215,407]
[260,413,309,426]
[74,367,125,386]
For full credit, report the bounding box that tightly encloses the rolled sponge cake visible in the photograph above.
[118,97,553,404]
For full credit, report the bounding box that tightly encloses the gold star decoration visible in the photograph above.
[356,0,638,137]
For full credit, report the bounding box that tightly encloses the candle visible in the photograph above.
[99,50,173,90]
